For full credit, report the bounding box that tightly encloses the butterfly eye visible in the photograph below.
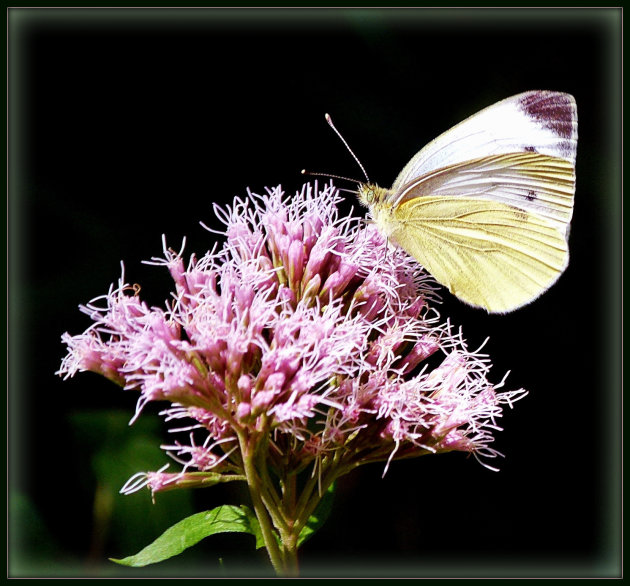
[358,185,375,206]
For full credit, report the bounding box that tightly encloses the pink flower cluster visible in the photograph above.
[59,183,526,494]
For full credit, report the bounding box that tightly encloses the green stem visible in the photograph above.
[294,467,339,537]
[237,430,286,576]
[293,468,319,524]
[279,526,299,576]
[294,448,347,531]
[279,472,299,576]
[254,436,290,534]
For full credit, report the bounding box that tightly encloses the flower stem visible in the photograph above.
[237,430,287,576]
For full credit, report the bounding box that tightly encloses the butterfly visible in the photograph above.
[322,91,577,314]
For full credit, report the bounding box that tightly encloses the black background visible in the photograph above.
[9,7,621,578]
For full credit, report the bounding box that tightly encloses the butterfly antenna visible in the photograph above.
[325,113,370,182]
[301,169,360,184]
[300,170,360,195]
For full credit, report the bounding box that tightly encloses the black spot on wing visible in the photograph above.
[519,91,576,140]
[514,209,529,222]
[526,190,537,201]
[524,146,537,152]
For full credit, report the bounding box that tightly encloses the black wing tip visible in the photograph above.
[517,90,577,141]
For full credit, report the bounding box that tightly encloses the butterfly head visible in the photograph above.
[357,183,389,209]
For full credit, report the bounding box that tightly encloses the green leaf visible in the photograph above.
[110,505,267,567]
[297,482,336,547]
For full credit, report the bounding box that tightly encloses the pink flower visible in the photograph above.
[59,182,526,493]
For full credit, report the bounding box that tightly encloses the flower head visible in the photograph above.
[59,182,526,494]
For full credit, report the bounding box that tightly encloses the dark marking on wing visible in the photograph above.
[525,190,537,201]
[558,139,576,160]
[519,92,575,140]
[524,146,537,152]
[514,208,529,222]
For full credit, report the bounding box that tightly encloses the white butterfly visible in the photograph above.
[349,90,577,313]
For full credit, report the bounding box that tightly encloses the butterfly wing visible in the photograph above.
[389,194,569,313]
[381,151,575,313]
[390,90,577,194]
[375,91,577,313]
[394,152,575,236]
